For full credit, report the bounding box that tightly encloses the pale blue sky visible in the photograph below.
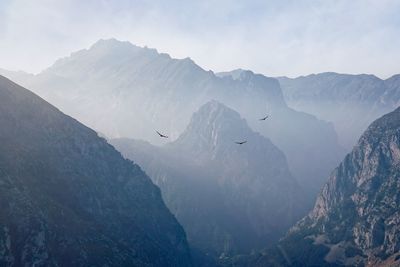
[0,0,399,78]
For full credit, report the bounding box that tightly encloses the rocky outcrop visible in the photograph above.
[111,101,306,262]
[245,106,400,267]
[0,75,192,266]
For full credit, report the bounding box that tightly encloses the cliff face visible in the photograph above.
[111,101,306,262]
[248,106,400,267]
[309,106,400,264]
[0,75,192,267]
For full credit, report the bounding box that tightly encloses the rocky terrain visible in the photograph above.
[242,106,400,267]
[111,101,306,263]
[0,75,192,266]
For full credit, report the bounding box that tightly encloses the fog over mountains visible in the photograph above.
[0,75,191,266]
[246,106,400,267]
[1,38,400,267]
[279,73,400,150]
[111,101,306,262]
[0,38,345,197]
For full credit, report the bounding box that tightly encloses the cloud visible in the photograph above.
[0,0,399,78]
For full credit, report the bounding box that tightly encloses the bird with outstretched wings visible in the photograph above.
[156,131,169,138]
[259,115,269,121]
[235,141,247,145]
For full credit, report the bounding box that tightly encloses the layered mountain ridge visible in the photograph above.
[111,101,306,262]
[0,38,345,196]
[0,75,192,266]
[278,72,400,149]
[245,106,400,267]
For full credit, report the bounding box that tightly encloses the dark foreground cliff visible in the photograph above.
[233,106,400,267]
[0,75,192,266]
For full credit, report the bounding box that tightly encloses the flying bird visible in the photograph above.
[156,131,168,138]
[259,115,269,121]
[235,141,247,145]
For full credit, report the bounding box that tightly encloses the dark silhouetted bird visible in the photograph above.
[259,115,269,121]
[156,131,169,138]
[235,141,247,145]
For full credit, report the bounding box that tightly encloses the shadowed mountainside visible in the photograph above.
[0,75,192,267]
[239,106,400,267]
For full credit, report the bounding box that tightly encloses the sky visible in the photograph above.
[0,0,399,78]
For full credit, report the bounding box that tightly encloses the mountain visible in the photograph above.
[278,72,400,149]
[1,39,345,197]
[0,75,192,266]
[111,101,306,262]
[245,106,400,267]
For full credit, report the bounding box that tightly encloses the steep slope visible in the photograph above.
[111,101,306,261]
[248,106,400,267]
[383,74,400,108]
[218,70,345,195]
[2,39,344,197]
[278,72,399,149]
[0,75,192,266]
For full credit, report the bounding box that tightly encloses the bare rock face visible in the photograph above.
[111,101,306,262]
[310,106,400,262]
[0,75,192,267]
[246,106,400,267]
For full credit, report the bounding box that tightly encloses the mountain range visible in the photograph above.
[278,73,400,149]
[241,105,400,267]
[0,75,192,266]
[0,38,345,197]
[111,101,306,263]
[2,38,400,267]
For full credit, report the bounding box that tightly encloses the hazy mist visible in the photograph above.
[1,0,400,78]
[1,1,400,266]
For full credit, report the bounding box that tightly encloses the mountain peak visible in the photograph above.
[91,38,131,47]
[89,38,156,53]
[217,69,254,81]
[171,100,290,170]
[111,100,305,258]
[88,38,159,55]
[216,69,284,105]
[195,99,241,119]
[173,100,248,151]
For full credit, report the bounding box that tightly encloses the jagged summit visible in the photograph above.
[2,38,345,198]
[217,68,254,80]
[111,101,306,259]
[90,38,141,50]
[216,69,285,107]
[217,68,278,84]
[172,100,287,168]
[174,100,248,148]
[44,38,204,81]
[183,100,245,129]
